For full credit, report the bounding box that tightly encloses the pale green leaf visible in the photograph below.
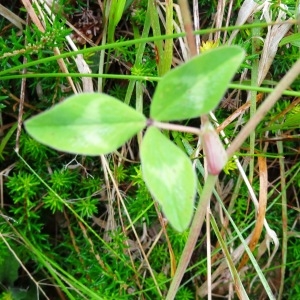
[140,127,196,232]
[150,46,245,121]
[25,93,146,155]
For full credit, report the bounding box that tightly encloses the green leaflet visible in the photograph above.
[140,127,196,232]
[25,93,146,155]
[150,46,245,121]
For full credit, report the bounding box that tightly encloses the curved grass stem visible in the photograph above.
[166,174,218,300]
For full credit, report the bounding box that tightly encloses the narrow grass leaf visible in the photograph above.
[210,215,250,300]
[150,46,245,121]
[107,0,126,42]
[279,32,300,47]
[25,93,146,155]
[140,127,196,232]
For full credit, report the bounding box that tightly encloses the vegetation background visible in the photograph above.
[0,0,299,299]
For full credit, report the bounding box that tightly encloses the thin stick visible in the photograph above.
[178,0,197,57]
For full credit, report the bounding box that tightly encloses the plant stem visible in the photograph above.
[249,20,260,183]
[277,139,287,300]
[178,0,197,58]
[228,83,300,97]
[151,120,201,135]
[3,72,300,98]
[166,174,218,300]
[226,58,300,159]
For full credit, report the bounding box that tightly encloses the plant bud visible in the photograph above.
[202,122,227,175]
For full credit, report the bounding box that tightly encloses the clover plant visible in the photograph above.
[25,46,245,232]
